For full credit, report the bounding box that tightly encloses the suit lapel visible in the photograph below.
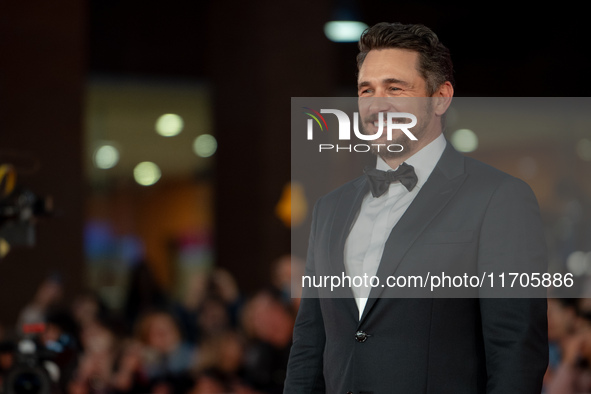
[327,175,369,319]
[328,176,368,271]
[358,142,468,325]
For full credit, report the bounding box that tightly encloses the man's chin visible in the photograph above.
[371,137,409,148]
[372,148,405,163]
[367,138,415,162]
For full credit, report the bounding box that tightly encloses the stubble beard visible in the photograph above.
[361,100,434,162]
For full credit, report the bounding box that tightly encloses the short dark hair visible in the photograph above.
[357,22,454,95]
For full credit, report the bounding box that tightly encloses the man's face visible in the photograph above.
[357,48,440,160]
[358,48,429,97]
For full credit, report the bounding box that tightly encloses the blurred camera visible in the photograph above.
[0,163,53,257]
[0,188,53,248]
[0,324,60,394]
[1,340,57,394]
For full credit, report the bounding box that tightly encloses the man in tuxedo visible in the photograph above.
[284,22,548,393]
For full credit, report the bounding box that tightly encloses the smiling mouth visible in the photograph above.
[366,112,385,128]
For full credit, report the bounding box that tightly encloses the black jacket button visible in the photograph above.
[355,330,368,342]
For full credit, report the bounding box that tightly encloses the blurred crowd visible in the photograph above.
[0,255,300,394]
[5,257,591,393]
[545,297,591,393]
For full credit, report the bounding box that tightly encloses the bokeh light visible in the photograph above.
[566,251,591,276]
[133,161,161,186]
[450,129,478,153]
[324,21,368,42]
[155,113,184,137]
[193,134,217,158]
[94,144,120,169]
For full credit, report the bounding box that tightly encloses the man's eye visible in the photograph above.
[388,86,401,91]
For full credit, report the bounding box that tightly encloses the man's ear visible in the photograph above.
[433,81,453,116]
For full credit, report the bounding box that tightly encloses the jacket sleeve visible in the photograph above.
[284,200,326,394]
[477,177,549,393]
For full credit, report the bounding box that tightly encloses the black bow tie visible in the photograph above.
[364,163,418,197]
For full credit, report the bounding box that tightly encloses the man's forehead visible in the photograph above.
[358,48,420,82]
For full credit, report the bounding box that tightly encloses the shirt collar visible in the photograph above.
[376,133,446,190]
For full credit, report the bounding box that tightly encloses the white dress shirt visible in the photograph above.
[344,133,447,319]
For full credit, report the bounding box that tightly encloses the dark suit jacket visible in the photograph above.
[284,141,548,394]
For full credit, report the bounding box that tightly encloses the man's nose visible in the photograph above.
[373,87,388,98]
[366,96,393,114]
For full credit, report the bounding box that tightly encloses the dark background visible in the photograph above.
[0,0,589,322]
